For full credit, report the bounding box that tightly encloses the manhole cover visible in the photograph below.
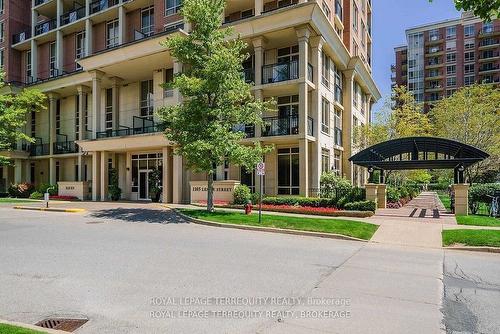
[35,318,88,332]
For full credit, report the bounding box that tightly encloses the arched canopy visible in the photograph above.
[349,137,489,171]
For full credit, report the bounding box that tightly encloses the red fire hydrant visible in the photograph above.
[244,201,253,215]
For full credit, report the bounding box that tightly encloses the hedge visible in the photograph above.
[344,200,376,212]
[468,183,500,214]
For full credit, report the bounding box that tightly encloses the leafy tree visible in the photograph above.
[0,73,46,165]
[429,84,500,183]
[157,0,273,211]
[429,0,500,20]
[407,170,432,184]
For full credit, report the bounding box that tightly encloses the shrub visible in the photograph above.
[387,187,401,203]
[250,192,260,205]
[348,187,366,202]
[344,200,376,212]
[261,196,337,208]
[108,168,122,201]
[233,184,252,205]
[468,183,500,214]
[320,172,352,199]
[8,183,35,198]
[29,191,44,200]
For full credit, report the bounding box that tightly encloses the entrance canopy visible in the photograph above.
[349,137,489,171]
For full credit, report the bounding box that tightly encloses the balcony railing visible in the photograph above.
[53,141,79,154]
[427,35,443,42]
[479,39,499,47]
[95,117,164,139]
[262,115,299,137]
[29,143,50,156]
[234,124,255,138]
[480,52,500,60]
[12,30,31,44]
[60,6,86,26]
[262,60,298,84]
[89,0,119,15]
[479,64,500,72]
[478,26,500,35]
[262,0,298,14]
[34,18,57,36]
[35,0,51,6]
[242,68,254,84]
[334,127,342,146]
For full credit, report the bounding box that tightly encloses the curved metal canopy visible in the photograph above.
[349,137,489,171]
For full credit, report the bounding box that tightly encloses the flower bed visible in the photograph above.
[387,197,411,209]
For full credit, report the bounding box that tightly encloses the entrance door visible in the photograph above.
[138,170,150,200]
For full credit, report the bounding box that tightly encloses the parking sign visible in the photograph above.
[256,162,265,176]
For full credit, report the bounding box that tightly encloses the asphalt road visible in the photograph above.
[0,204,498,334]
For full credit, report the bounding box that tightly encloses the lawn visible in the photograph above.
[442,229,500,248]
[456,215,500,227]
[179,209,379,240]
[0,324,47,334]
[0,198,39,203]
[438,193,451,210]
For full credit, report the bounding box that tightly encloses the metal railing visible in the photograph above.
[34,18,57,36]
[262,115,299,137]
[262,60,299,84]
[12,30,31,44]
[234,124,255,138]
[29,143,50,156]
[53,141,79,154]
[89,0,119,15]
[242,68,254,83]
[479,64,500,72]
[95,117,164,139]
[480,52,500,60]
[60,6,86,26]
[428,34,443,42]
[478,26,500,35]
[479,39,499,47]
[35,0,52,6]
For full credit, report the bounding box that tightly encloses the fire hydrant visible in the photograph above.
[244,201,253,215]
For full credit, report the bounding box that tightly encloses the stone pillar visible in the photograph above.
[162,147,171,203]
[118,5,126,45]
[49,157,56,184]
[124,152,132,200]
[376,184,387,209]
[453,184,469,215]
[252,37,266,86]
[30,40,38,82]
[56,30,63,73]
[365,184,378,207]
[14,159,23,184]
[254,89,263,138]
[100,151,108,201]
[77,85,88,140]
[296,27,310,137]
[111,77,121,130]
[85,19,93,56]
[172,153,183,203]
[48,93,59,155]
[90,70,104,136]
[92,151,101,201]
[342,70,355,182]
[299,139,309,197]
[255,0,263,16]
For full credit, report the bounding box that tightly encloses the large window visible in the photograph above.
[352,3,358,32]
[26,51,32,82]
[321,51,330,87]
[321,149,330,174]
[141,6,155,36]
[321,97,330,134]
[277,45,299,63]
[75,31,85,69]
[0,21,4,43]
[49,42,56,77]
[131,153,163,193]
[277,148,299,195]
[464,51,475,62]
[464,24,475,37]
[333,150,341,173]
[240,167,256,193]
[464,63,474,74]
[55,100,61,135]
[446,52,456,63]
[446,26,456,39]
[140,80,154,119]
[165,0,182,16]
[106,20,119,48]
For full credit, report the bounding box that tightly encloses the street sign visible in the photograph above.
[256,162,265,224]
[256,162,265,176]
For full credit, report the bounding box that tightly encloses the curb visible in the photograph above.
[173,208,368,242]
[0,319,68,334]
[444,246,500,254]
[13,206,86,213]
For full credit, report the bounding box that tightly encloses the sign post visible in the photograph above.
[44,192,49,208]
[256,162,265,224]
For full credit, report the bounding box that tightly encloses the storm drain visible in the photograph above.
[35,318,88,332]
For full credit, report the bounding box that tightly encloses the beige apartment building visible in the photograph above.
[0,0,380,202]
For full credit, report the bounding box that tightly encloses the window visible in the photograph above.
[446,65,456,75]
[321,98,330,134]
[277,45,299,63]
[353,82,359,108]
[141,6,154,37]
[277,148,299,195]
[55,161,60,182]
[464,75,475,86]
[83,93,88,131]
[75,95,80,139]
[353,40,359,56]
[335,0,342,20]
[464,39,474,50]
[464,63,474,74]
[30,163,35,184]
[321,149,330,173]
[49,42,56,77]
[446,52,456,63]
[361,22,366,46]
[0,48,4,69]
[55,100,61,135]
[140,80,154,119]
[429,29,439,41]
[482,22,493,34]
[464,24,475,37]
[446,26,456,39]
[353,3,358,32]
[0,21,4,43]
[446,76,456,87]
[446,89,456,97]
[321,51,330,87]
[322,1,331,19]
[446,40,456,51]
[333,151,341,173]
[75,31,85,69]
[165,0,182,16]
[164,68,174,97]
[74,164,79,181]
[26,51,32,82]
[105,88,113,130]
[240,167,255,193]
[106,19,119,48]
[0,0,3,14]
[464,51,475,62]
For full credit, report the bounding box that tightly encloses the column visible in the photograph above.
[14,159,23,184]
[376,184,387,209]
[124,152,132,200]
[100,151,108,201]
[30,40,38,82]
[162,147,171,203]
[296,27,310,136]
[31,7,37,37]
[365,184,378,207]
[77,85,89,141]
[48,93,59,155]
[172,153,183,203]
[173,61,183,103]
[453,184,469,215]
[118,5,126,45]
[366,93,373,123]
[49,157,56,184]
[92,151,101,201]
[90,70,104,136]
[252,37,266,86]
[342,70,355,181]
[299,139,309,197]
[85,19,93,56]
[56,31,63,74]
[254,89,263,137]
[254,0,263,16]
[111,77,122,130]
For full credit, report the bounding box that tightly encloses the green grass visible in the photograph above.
[180,209,379,240]
[456,215,500,227]
[0,198,38,203]
[443,229,500,247]
[438,194,451,210]
[0,324,47,334]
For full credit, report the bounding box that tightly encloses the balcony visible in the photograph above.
[89,0,119,15]
[95,117,164,139]
[426,35,444,45]
[262,61,299,84]
[29,143,50,156]
[479,52,500,61]
[262,0,299,14]
[425,48,443,57]
[479,63,500,73]
[234,124,255,138]
[60,6,86,26]
[35,0,52,6]
[34,19,57,36]
[481,76,500,84]
[262,115,298,136]
[478,26,500,37]
[12,30,31,45]
[53,141,79,154]
[479,39,499,49]
[425,85,443,92]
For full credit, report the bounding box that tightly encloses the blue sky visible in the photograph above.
[371,0,462,112]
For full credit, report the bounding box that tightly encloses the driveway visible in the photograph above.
[0,204,498,333]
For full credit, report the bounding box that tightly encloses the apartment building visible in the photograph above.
[392,12,500,111]
[0,0,380,202]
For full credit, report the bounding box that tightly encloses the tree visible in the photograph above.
[429,0,499,20]
[0,73,46,165]
[429,84,500,183]
[157,0,273,212]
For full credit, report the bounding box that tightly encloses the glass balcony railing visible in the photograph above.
[89,0,119,15]
[60,6,86,26]
[12,30,31,44]
[53,141,79,154]
[95,116,164,139]
[34,18,57,36]
[29,143,50,156]
[262,60,299,84]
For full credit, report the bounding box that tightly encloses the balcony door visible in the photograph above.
[140,80,154,120]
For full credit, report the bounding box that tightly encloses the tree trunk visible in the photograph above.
[207,171,214,212]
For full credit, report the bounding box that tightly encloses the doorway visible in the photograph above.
[138,170,150,200]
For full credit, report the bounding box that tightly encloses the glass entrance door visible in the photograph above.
[138,170,150,200]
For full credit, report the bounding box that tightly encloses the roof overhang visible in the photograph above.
[77,133,171,153]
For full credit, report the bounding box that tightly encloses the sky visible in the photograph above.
[371,0,463,113]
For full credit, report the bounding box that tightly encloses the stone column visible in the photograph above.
[255,0,263,16]
[453,184,469,215]
[376,184,387,209]
[162,147,171,203]
[56,31,63,74]
[254,89,263,138]
[296,27,310,137]
[172,153,183,203]
[365,184,378,207]
[85,19,93,56]
[14,159,23,184]
[90,70,104,137]
[49,157,56,184]
[124,152,132,200]
[118,5,126,45]
[252,37,266,86]
[30,40,38,82]
[342,70,355,182]
[111,77,122,130]
[299,139,309,197]
[100,151,108,201]
[92,151,101,201]
[48,93,59,155]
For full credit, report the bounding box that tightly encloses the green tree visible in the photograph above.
[429,0,499,20]
[0,74,46,165]
[157,0,273,212]
[430,84,500,183]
